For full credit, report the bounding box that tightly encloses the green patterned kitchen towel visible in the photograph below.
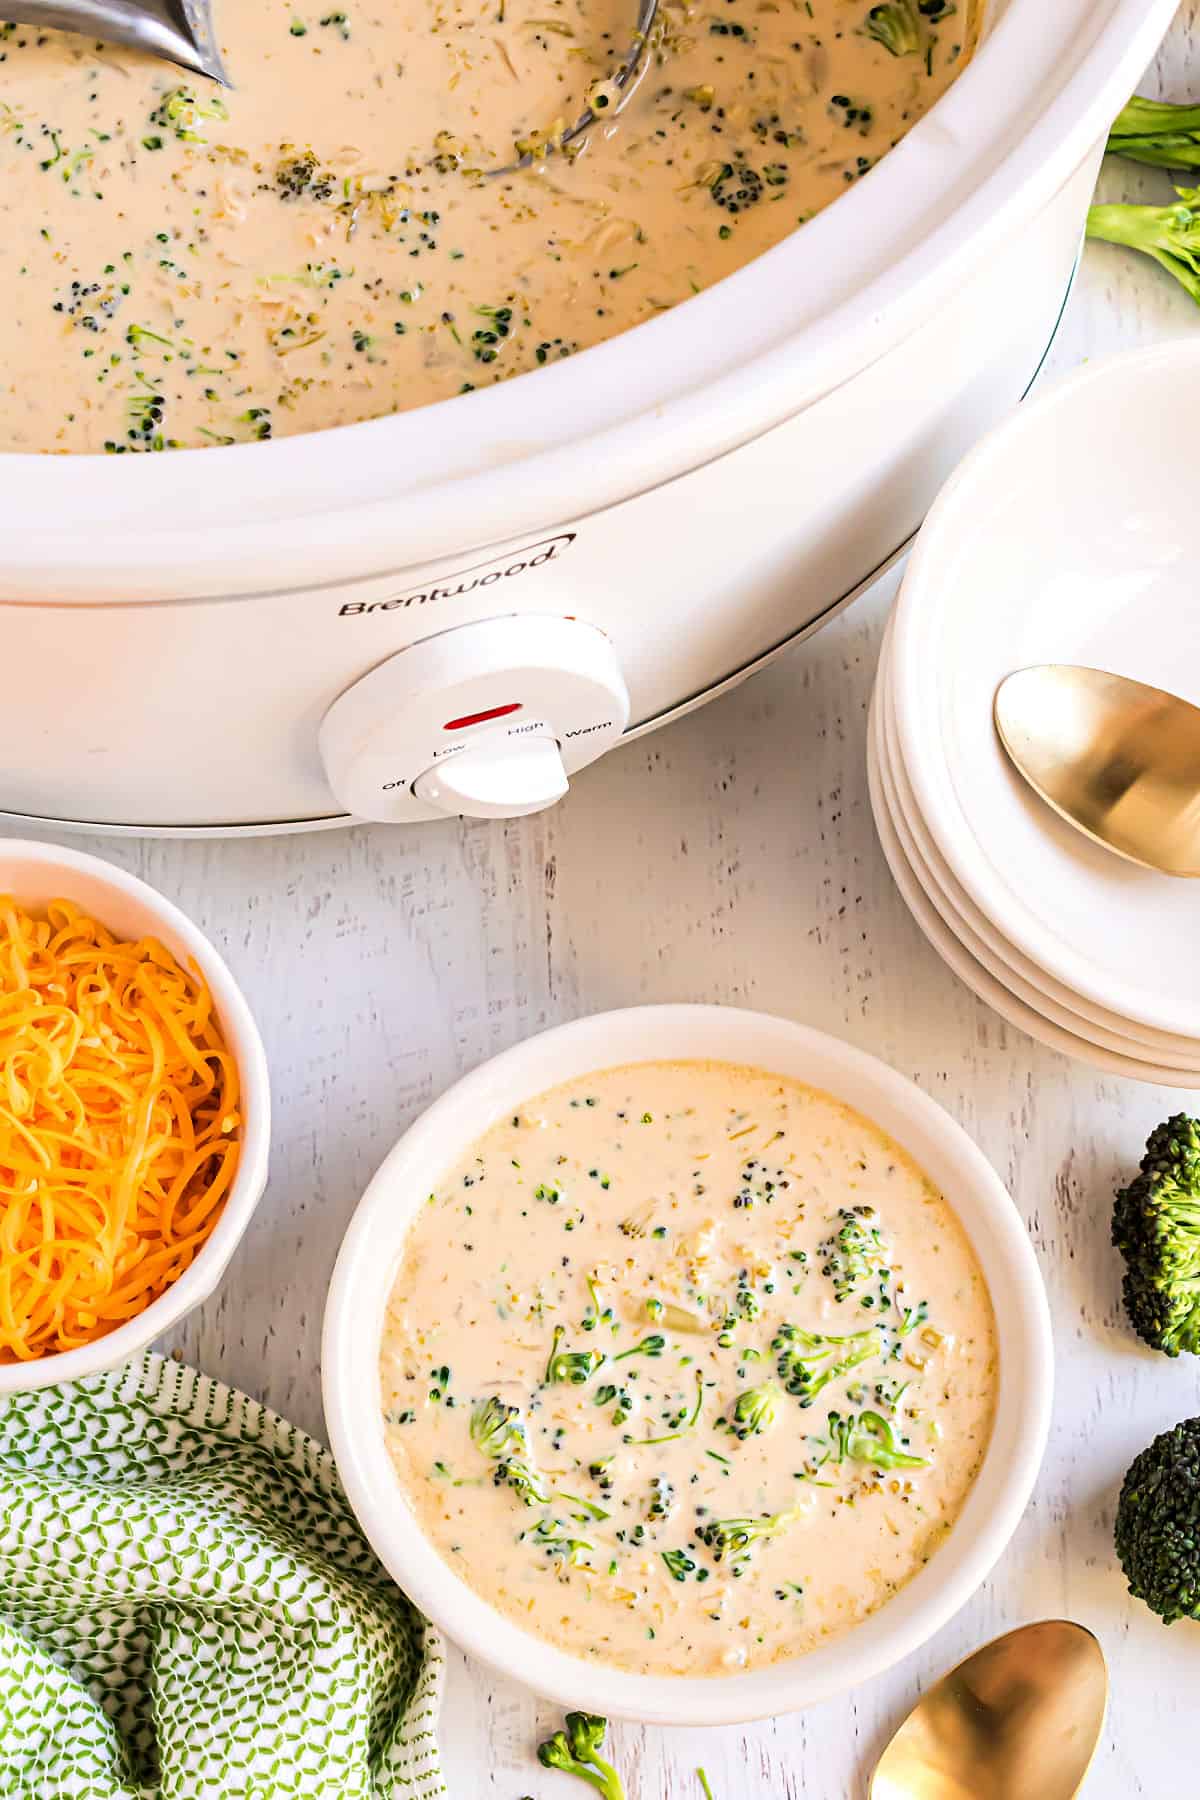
[0,1353,446,1799]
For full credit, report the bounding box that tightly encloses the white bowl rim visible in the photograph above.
[879,622,1200,1061]
[890,340,1200,1039]
[868,698,1200,1088]
[875,640,1200,1076]
[323,1002,1053,1725]
[0,836,271,1392]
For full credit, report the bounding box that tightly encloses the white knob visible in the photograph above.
[413,736,568,819]
[318,615,630,823]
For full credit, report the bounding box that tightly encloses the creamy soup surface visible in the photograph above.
[380,1061,998,1677]
[0,0,975,452]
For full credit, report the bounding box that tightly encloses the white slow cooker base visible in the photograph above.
[0,565,878,838]
[1,250,1077,840]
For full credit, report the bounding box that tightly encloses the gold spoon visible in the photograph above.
[995,665,1200,878]
[870,1620,1108,1800]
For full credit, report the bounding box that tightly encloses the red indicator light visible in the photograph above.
[443,702,523,732]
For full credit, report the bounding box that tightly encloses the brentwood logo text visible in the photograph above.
[338,533,576,617]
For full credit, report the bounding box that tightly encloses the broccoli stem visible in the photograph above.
[1086,194,1200,306]
[1107,95,1200,169]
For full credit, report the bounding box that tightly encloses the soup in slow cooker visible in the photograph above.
[379,1061,997,1677]
[0,0,976,452]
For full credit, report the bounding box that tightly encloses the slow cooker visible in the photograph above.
[0,0,1176,835]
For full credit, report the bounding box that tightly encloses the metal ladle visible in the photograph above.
[6,0,657,152]
[4,0,227,83]
[870,1621,1108,1800]
[490,0,659,174]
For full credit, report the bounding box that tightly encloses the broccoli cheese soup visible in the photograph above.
[379,1061,997,1677]
[0,0,976,452]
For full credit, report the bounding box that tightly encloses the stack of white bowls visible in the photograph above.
[868,344,1200,1087]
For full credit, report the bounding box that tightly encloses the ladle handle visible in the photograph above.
[5,0,228,83]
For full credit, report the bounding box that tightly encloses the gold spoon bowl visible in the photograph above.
[995,665,1200,879]
[870,1620,1108,1800]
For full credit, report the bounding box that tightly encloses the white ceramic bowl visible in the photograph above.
[871,629,1200,1079]
[877,617,1200,1063]
[881,671,1200,1069]
[890,341,1200,1041]
[0,838,271,1393]
[323,1004,1052,1725]
[868,692,1200,1088]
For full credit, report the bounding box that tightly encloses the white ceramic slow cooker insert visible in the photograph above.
[0,0,1176,833]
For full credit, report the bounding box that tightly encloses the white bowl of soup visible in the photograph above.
[323,1005,1050,1723]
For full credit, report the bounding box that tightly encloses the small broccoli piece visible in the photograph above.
[530,1517,594,1567]
[703,160,767,213]
[588,1457,614,1494]
[734,1277,761,1321]
[1112,1115,1200,1354]
[818,1205,892,1306]
[612,1332,666,1363]
[823,1408,929,1471]
[1106,95,1200,170]
[469,1397,549,1505]
[866,0,921,55]
[773,1323,885,1405]
[545,1325,607,1386]
[1115,1416,1200,1623]
[1087,189,1200,307]
[149,85,229,143]
[275,149,335,200]
[470,1395,518,1459]
[537,1713,625,1799]
[696,1503,804,1566]
[728,1381,780,1440]
[593,1381,636,1426]
[647,1475,675,1521]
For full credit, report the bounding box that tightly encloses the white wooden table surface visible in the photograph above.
[47,7,1200,1792]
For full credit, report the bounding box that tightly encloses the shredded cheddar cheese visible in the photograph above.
[0,897,241,1362]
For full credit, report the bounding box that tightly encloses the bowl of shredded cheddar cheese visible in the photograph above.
[0,838,270,1390]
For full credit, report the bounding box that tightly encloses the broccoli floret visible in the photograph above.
[612,1332,666,1363]
[823,1408,929,1471]
[537,1713,625,1799]
[818,1205,892,1306]
[696,1503,804,1566]
[705,161,766,213]
[772,1322,885,1405]
[529,1517,594,1567]
[275,149,335,200]
[1087,189,1200,307]
[1115,1417,1200,1623]
[588,1456,614,1494]
[866,1,921,55]
[469,1396,549,1505]
[1106,95,1200,170]
[545,1324,606,1386]
[734,1276,761,1321]
[1112,1115,1200,1354]
[647,1475,675,1521]
[149,85,229,143]
[727,1381,780,1440]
